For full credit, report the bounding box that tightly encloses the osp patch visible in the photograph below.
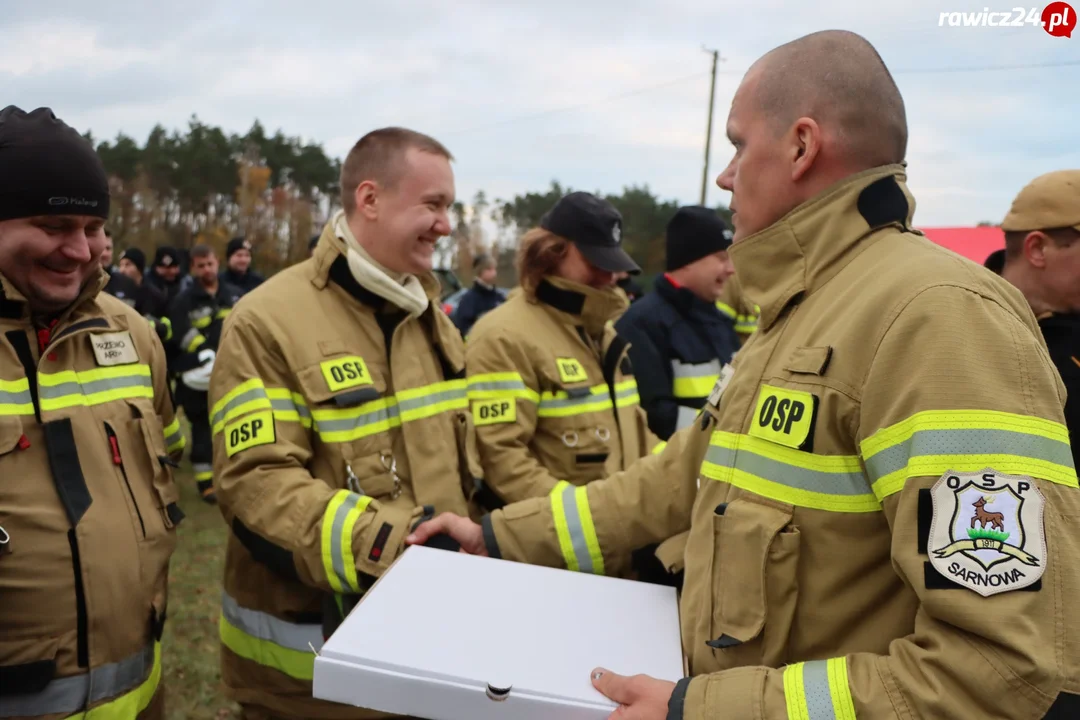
[929,469,1046,596]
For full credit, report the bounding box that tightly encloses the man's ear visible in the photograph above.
[355,181,379,221]
[791,117,821,182]
[1024,231,1049,269]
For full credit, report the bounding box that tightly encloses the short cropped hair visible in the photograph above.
[340,127,453,216]
[190,244,215,261]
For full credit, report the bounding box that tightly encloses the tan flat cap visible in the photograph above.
[1001,169,1080,232]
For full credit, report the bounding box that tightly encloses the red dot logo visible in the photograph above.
[1043,1,1076,36]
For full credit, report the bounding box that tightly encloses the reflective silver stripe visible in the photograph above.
[211,386,270,428]
[614,382,639,403]
[38,373,152,401]
[193,462,213,480]
[672,358,721,379]
[314,404,400,434]
[165,427,185,449]
[864,428,1076,484]
[0,644,154,718]
[676,405,700,431]
[270,396,309,418]
[802,661,838,720]
[330,493,363,590]
[180,328,201,350]
[468,379,528,393]
[398,387,466,414]
[0,388,32,407]
[557,484,595,574]
[706,445,871,497]
[221,592,323,653]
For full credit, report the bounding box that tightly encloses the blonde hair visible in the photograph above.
[516,228,570,295]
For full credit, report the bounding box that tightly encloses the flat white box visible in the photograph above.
[313,545,684,720]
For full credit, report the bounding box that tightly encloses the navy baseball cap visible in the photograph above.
[540,192,641,275]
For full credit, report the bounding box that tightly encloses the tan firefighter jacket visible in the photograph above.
[464,276,660,574]
[210,223,483,719]
[716,272,759,343]
[480,165,1080,719]
[0,269,184,720]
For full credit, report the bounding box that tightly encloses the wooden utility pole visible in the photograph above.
[700,47,720,206]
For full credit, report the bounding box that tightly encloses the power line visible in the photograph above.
[441,58,1079,137]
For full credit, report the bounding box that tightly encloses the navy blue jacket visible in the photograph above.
[454,281,505,337]
[614,275,739,440]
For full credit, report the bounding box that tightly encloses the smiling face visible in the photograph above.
[354,147,455,275]
[0,215,108,314]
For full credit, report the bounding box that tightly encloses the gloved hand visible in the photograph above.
[180,349,216,391]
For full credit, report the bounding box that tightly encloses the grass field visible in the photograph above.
[162,465,241,720]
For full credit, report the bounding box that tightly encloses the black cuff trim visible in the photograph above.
[666,676,692,720]
[481,514,502,559]
[232,518,300,582]
[0,659,56,696]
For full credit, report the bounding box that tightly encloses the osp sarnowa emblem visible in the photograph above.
[929,469,1046,597]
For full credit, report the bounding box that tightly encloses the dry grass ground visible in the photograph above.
[161,463,241,720]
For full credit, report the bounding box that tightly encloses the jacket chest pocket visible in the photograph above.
[297,357,400,500]
[707,496,801,668]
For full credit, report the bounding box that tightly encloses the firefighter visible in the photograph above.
[209,127,482,720]
[615,206,740,441]
[463,191,663,580]
[408,30,1080,719]
[220,236,266,296]
[998,170,1080,468]
[0,105,184,718]
[715,270,758,344]
[169,244,243,503]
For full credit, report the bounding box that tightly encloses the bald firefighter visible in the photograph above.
[0,106,184,718]
[410,31,1080,720]
[210,127,482,720]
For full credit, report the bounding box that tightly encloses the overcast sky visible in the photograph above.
[4,0,1078,227]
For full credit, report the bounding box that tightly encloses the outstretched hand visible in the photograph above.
[592,668,676,720]
[405,512,488,556]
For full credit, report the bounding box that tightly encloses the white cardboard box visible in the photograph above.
[312,545,684,720]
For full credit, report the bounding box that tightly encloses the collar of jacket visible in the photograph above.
[729,163,915,333]
[655,273,722,320]
[0,267,110,326]
[532,276,628,338]
[309,218,442,306]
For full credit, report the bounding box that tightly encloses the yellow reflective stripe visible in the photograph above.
[702,432,880,513]
[467,372,540,403]
[652,441,667,455]
[397,379,468,423]
[186,334,206,353]
[76,643,161,720]
[211,378,265,418]
[538,384,613,418]
[219,615,314,681]
[783,662,809,720]
[163,417,186,453]
[0,376,34,416]
[321,490,374,594]
[312,398,400,443]
[38,365,154,411]
[673,376,718,398]
[716,301,737,320]
[215,308,231,320]
[862,410,1078,499]
[782,658,855,720]
[192,314,212,329]
[827,657,857,720]
[267,388,312,428]
[550,481,578,572]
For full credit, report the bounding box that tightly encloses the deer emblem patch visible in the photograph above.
[929,470,1046,597]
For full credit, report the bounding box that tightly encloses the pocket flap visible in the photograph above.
[783,346,833,376]
[716,498,793,642]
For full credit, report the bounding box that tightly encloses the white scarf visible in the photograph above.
[333,210,430,317]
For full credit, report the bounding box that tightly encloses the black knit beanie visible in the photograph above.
[227,236,252,259]
[0,106,110,222]
[665,206,733,272]
[119,247,147,275]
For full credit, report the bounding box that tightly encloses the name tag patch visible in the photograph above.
[225,410,275,457]
[749,384,815,450]
[556,358,587,384]
[472,398,516,426]
[321,356,372,392]
[90,331,139,366]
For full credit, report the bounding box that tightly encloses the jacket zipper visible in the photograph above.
[105,424,145,539]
